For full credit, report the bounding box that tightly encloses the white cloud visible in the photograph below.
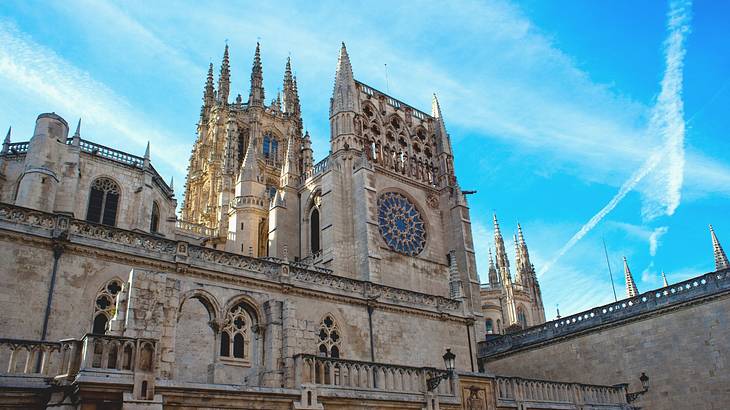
[0,21,189,174]
[538,0,693,277]
[649,226,669,256]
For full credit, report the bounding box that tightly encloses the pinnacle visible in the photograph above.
[710,224,729,270]
[623,257,639,298]
[144,141,150,160]
[73,118,81,138]
[493,213,502,236]
[5,126,11,143]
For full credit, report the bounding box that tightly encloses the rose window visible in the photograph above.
[377,192,427,256]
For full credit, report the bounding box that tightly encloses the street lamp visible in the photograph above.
[427,349,456,391]
[626,372,650,403]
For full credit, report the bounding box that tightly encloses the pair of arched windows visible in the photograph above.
[262,134,279,161]
[86,178,120,226]
[220,303,255,361]
[86,177,160,233]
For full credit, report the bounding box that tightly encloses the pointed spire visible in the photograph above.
[514,233,523,285]
[661,271,669,287]
[204,62,215,103]
[493,213,511,284]
[218,44,231,103]
[248,42,265,107]
[72,118,81,147]
[143,141,150,169]
[623,257,639,298]
[330,42,356,116]
[487,247,500,286]
[237,133,259,184]
[282,57,300,116]
[169,176,174,192]
[710,225,729,271]
[2,126,11,154]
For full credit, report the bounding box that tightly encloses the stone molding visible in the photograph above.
[0,201,463,318]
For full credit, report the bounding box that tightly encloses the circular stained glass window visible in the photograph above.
[377,192,427,256]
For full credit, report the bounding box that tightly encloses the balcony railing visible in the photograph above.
[293,354,454,396]
[176,220,217,237]
[0,334,155,382]
[496,376,628,408]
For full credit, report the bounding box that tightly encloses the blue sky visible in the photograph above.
[1,0,728,318]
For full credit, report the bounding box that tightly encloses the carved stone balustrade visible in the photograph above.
[496,376,629,409]
[0,338,67,378]
[79,334,157,374]
[292,354,454,396]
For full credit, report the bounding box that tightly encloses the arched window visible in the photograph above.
[485,319,494,335]
[220,302,254,361]
[149,202,160,233]
[92,279,123,334]
[317,315,341,358]
[262,134,279,161]
[517,307,528,328]
[86,178,120,226]
[310,208,320,255]
[496,319,501,334]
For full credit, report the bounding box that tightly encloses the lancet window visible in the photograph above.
[486,319,494,335]
[92,279,123,334]
[220,303,254,360]
[517,307,528,328]
[262,134,279,161]
[317,315,341,358]
[86,177,120,226]
[149,202,160,233]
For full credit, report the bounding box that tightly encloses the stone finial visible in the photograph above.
[487,248,500,287]
[661,270,669,287]
[143,141,150,169]
[248,42,265,107]
[710,224,729,271]
[623,257,639,298]
[72,118,81,147]
[169,176,174,192]
[1,126,10,154]
[203,62,215,105]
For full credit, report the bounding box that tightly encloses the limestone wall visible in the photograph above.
[483,293,730,409]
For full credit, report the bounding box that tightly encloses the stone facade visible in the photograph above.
[0,42,630,410]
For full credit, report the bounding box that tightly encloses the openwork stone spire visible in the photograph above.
[218,44,231,103]
[249,42,265,107]
[493,213,511,284]
[623,257,639,298]
[710,225,729,270]
[204,63,215,103]
[282,57,299,115]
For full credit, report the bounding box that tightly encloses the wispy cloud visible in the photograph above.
[538,0,693,277]
[0,21,189,174]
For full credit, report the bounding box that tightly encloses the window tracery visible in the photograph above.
[86,177,120,226]
[92,279,123,334]
[220,303,254,361]
[377,192,427,256]
[317,315,341,358]
[150,202,160,233]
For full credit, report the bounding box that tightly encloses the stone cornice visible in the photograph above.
[0,202,466,321]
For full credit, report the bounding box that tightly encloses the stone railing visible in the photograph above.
[175,220,217,238]
[79,334,156,374]
[496,376,628,408]
[0,338,71,378]
[301,155,330,182]
[3,141,29,155]
[293,354,454,396]
[479,269,730,358]
[0,334,156,381]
